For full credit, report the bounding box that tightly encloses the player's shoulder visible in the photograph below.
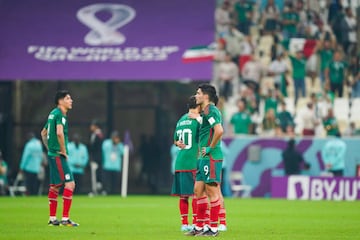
[204,104,220,115]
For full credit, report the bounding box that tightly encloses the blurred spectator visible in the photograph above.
[215,1,232,37]
[289,50,307,104]
[295,0,308,36]
[241,54,266,94]
[281,2,300,40]
[224,26,244,63]
[309,93,322,118]
[325,51,348,98]
[0,150,8,196]
[218,53,239,101]
[230,99,253,135]
[239,35,255,71]
[328,0,344,43]
[220,140,230,196]
[268,51,289,96]
[240,86,259,115]
[321,133,346,176]
[170,144,179,175]
[261,0,280,35]
[340,7,357,57]
[316,93,333,119]
[299,102,320,136]
[315,40,335,86]
[261,108,278,136]
[19,132,45,195]
[277,101,294,133]
[285,124,296,137]
[343,122,360,137]
[322,108,340,136]
[282,139,309,175]
[233,0,254,35]
[317,23,337,43]
[350,72,360,98]
[213,39,227,62]
[89,119,104,193]
[348,55,360,98]
[262,88,283,116]
[67,133,89,194]
[102,131,124,195]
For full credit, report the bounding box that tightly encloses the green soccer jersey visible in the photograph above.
[199,104,223,160]
[282,11,299,34]
[327,61,348,84]
[230,111,252,134]
[173,113,200,171]
[318,49,334,71]
[289,56,306,79]
[43,108,69,157]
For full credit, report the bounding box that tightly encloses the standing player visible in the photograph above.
[171,96,201,231]
[186,84,224,236]
[40,90,79,227]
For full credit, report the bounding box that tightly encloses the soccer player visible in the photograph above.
[186,84,224,237]
[40,90,79,227]
[171,95,201,231]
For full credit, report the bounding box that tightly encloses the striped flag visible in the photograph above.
[283,38,317,58]
[182,44,215,63]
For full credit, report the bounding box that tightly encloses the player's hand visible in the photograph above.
[188,112,200,119]
[58,151,68,159]
[176,141,186,149]
[201,147,212,156]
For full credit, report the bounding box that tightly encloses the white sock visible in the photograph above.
[49,216,57,221]
[62,217,69,221]
[210,227,218,232]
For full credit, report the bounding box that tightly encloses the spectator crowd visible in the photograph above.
[214,0,360,138]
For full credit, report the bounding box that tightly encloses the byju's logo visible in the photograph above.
[77,3,136,46]
[287,176,310,200]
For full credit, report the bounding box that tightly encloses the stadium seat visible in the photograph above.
[279,97,295,115]
[230,171,252,198]
[334,98,349,120]
[350,98,360,121]
[8,172,27,197]
[258,35,273,56]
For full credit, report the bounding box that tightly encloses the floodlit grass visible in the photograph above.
[0,195,359,240]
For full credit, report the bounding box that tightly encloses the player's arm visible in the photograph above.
[40,128,48,151]
[209,123,223,148]
[202,123,224,156]
[56,124,67,158]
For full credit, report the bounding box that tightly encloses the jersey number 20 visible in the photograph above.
[176,129,193,149]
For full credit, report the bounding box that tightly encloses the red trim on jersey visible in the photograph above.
[209,155,222,179]
[55,156,65,181]
[207,128,213,146]
[210,155,215,179]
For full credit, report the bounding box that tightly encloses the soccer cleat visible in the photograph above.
[48,219,60,226]
[60,219,79,227]
[184,228,203,236]
[181,224,192,232]
[218,224,227,231]
[196,228,219,237]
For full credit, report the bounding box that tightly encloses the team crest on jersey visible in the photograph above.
[62,117,66,125]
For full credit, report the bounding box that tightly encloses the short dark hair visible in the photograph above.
[54,90,70,105]
[187,95,198,110]
[198,84,219,105]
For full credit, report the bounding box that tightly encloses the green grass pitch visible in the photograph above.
[0,195,358,240]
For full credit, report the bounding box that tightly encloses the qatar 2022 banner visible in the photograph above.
[0,0,214,81]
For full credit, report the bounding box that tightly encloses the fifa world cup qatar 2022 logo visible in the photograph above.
[76,3,136,46]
